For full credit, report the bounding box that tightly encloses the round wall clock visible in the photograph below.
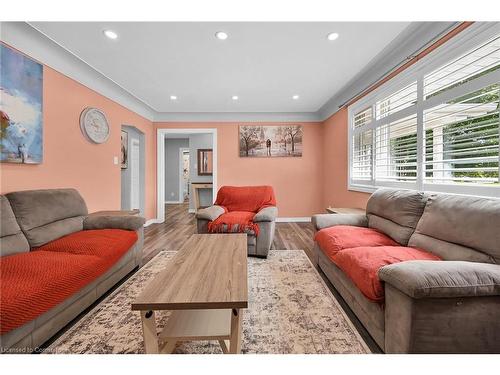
[79,107,110,144]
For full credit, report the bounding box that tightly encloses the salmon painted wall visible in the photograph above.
[322,108,370,209]
[0,64,157,220]
[155,122,324,217]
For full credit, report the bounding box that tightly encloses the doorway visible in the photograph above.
[121,125,145,215]
[157,128,217,223]
[130,138,141,210]
[179,148,190,203]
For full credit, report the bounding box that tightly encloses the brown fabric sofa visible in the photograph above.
[0,189,145,352]
[312,188,500,353]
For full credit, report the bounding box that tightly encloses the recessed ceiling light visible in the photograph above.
[232,95,239,101]
[292,95,300,100]
[103,30,118,40]
[327,32,339,41]
[170,95,177,100]
[215,31,228,40]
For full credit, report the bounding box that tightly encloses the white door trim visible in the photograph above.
[179,147,190,204]
[157,128,217,223]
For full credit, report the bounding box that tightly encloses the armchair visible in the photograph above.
[196,186,278,257]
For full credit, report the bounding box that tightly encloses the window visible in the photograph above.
[349,25,500,197]
[352,130,373,181]
[375,115,418,183]
[354,107,372,128]
[424,34,500,99]
[424,83,499,185]
[376,82,417,119]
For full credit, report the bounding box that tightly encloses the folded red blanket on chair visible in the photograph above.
[208,211,260,234]
[207,186,276,236]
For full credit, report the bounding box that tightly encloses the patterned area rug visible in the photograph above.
[47,250,370,354]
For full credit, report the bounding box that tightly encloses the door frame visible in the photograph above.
[121,125,145,215]
[157,128,217,223]
[178,147,190,204]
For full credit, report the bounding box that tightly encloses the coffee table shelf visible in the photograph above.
[159,309,231,341]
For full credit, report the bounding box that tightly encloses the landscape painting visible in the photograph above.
[239,125,303,157]
[0,44,43,164]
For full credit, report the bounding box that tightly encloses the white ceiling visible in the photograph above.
[30,22,410,114]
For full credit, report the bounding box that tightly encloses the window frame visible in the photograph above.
[347,22,500,198]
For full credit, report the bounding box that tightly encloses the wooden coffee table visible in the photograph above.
[131,234,248,354]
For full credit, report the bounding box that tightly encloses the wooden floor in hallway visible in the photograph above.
[143,202,316,264]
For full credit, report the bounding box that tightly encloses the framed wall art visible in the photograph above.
[239,125,303,157]
[0,44,43,164]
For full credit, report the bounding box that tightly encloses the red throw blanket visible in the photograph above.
[207,186,276,236]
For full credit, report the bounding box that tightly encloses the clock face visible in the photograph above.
[80,108,110,144]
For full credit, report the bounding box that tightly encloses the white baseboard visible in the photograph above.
[165,200,183,204]
[144,218,164,227]
[276,217,311,223]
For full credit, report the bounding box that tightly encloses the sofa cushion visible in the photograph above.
[366,188,427,245]
[330,246,441,302]
[0,229,136,335]
[1,252,103,334]
[35,229,138,259]
[0,195,30,256]
[314,225,398,259]
[6,189,88,247]
[409,194,500,264]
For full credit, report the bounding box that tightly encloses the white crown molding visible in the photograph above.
[1,22,157,121]
[317,21,460,121]
[153,111,321,122]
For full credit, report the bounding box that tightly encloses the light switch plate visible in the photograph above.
[113,156,119,165]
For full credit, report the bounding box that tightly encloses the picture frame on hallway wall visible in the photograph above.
[121,130,128,169]
[239,125,303,157]
[0,44,43,164]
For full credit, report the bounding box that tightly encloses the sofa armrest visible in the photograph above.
[83,215,145,231]
[254,206,278,222]
[379,260,500,299]
[195,205,225,221]
[311,213,368,231]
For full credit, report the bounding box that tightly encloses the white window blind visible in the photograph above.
[348,25,500,197]
[424,83,499,185]
[354,107,373,128]
[376,82,417,119]
[424,34,500,99]
[375,115,418,183]
[352,130,373,181]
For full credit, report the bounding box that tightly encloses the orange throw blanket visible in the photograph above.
[207,186,276,236]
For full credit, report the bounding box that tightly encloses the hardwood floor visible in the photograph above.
[143,202,316,264]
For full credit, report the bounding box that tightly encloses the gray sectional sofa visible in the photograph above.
[0,188,145,352]
[312,188,500,353]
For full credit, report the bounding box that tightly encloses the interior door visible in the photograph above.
[130,139,140,210]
